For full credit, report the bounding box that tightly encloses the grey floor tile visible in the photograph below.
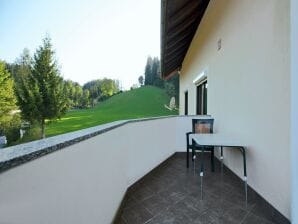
[158,186,187,204]
[141,194,171,214]
[166,200,201,221]
[117,217,128,224]
[115,154,286,224]
[121,203,153,224]
[122,196,139,210]
[146,208,192,224]
[220,206,248,224]
[241,212,275,224]
[193,210,221,224]
[221,190,255,211]
[132,186,155,202]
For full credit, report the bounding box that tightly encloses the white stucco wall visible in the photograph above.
[0,118,178,224]
[179,0,290,219]
[291,0,298,222]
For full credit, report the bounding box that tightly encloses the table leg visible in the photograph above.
[211,148,215,172]
[186,132,191,168]
[200,147,205,200]
[200,172,203,200]
[193,152,196,174]
[220,146,223,175]
[240,147,248,205]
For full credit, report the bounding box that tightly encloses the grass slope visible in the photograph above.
[46,86,178,136]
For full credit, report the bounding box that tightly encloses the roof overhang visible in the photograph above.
[161,0,210,79]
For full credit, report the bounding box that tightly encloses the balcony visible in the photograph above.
[0,116,289,224]
[116,153,282,224]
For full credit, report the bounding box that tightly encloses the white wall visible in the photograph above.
[179,0,291,219]
[291,0,298,222]
[174,116,212,151]
[0,118,178,224]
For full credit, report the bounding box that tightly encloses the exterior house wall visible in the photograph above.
[179,0,290,219]
[291,0,298,222]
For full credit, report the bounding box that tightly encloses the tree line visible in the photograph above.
[0,36,120,142]
[138,56,179,101]
[1,40,178,145]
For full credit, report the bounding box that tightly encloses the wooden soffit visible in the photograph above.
[161,0,209,79]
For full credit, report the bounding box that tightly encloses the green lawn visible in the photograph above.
[46,86,178,137]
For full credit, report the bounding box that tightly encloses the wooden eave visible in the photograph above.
[161,0,209,79]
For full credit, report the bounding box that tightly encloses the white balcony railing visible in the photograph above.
[0,116,203,224]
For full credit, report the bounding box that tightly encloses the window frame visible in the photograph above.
[196,79,208,115]
[184,91,188,115]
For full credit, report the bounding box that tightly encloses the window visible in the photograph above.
[196,80,207,115]
[184,91,188,115]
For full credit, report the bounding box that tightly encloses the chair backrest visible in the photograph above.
[192,118,214,134]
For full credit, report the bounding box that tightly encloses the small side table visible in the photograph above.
[192,133,247,204]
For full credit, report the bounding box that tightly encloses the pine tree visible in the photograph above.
[138,75,144,86]
[144,56,153,85]
[0,61,17,134]
[144,56,164,87]
[13,48,33,96]
[0,61,17,114]
[16,36,68,138]
[152,57,164,88]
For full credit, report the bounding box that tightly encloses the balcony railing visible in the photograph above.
[0,116,289,224]
[0,116,200,223]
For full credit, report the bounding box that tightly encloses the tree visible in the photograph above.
[73,83,83,107]
[100,78,119,97]
[16,36,68,138]
[142,56,179,103]
[0,61,18,136]
[80,89,91,108]
[144,56,164,87]
[5,49,32,81]
[152,57,164,88]
[165,74,179,103]
[13,48,33,102]
[83,79,102,99]
[144,56,153,85]
[138,75,144,86]
[63,80,82,108]
[83,78,119,104]
[16,48,32,67]
[164,82,175,97]
[0,61,17,116]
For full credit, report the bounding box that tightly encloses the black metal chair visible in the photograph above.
[186,118,215,172]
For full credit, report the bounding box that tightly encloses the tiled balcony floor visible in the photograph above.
[115,153,285,224]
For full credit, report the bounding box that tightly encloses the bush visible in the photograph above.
[165,82,175,97]
[8,122,41,146]
[0,113,21,144]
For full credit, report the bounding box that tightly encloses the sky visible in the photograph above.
[0,0,160,90]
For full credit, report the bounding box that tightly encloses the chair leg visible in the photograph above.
[186,147,189,168]
[211,149,215,172]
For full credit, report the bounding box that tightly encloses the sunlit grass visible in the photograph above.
[45,86,178,137]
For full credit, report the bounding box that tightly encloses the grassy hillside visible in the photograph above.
[46,86,178,136]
